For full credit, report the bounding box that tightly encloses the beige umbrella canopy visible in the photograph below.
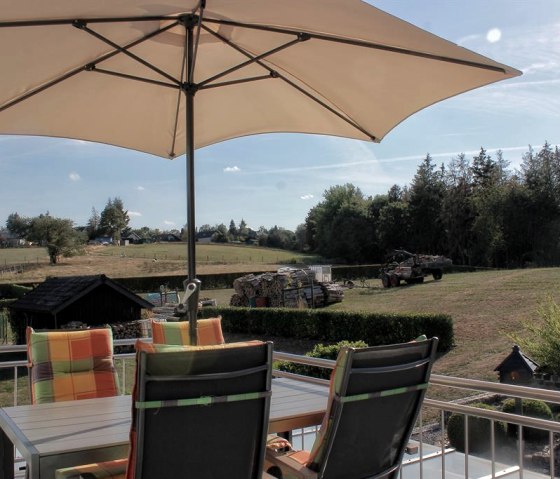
[0,0,520,339]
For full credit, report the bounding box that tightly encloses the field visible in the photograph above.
[2,243,560,402]
[0,243,320,283]
[209,268,560,384]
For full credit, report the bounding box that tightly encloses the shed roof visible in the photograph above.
[9,274,153,314]
[494,345,539,374]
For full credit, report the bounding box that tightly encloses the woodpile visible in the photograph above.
[230,267,344,308]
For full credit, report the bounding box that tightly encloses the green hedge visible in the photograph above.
[199,307,453,352]
[278,340,368,379]
[447,403,507,453]
[502,399,553,441]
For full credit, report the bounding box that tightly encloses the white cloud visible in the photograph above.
[136,186,145,191]
[163,220,176,226]
[129,211,142,217]
[486,28,502,43]
[300,194,314,200]
[68,172,80,181]
[224,166,240,173]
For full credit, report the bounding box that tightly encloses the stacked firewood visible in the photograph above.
[230,268,344,308]
[322,282,345,303]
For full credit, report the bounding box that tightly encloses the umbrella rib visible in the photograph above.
[89,67,180,90]
[198,32,307,88]
[169,35,189,158]
[199,74,274,90]
[188,1,205,84]
[203,18,508,74]
[0,20,181,114]
[0,16,177,28]
[76,22,182,86]
[203,25,377,141]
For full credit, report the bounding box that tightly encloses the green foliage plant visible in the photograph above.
[277,340,368,379]
[447,403,507,453]
[199,306,453,353]
[509,295,560,374]
[501,398,553,441]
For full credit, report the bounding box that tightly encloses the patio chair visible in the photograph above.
[55,340,274,479]
[26,326,120,404]
[151,316,224,345]
[266,337,439,479]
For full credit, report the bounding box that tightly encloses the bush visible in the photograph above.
[199,306,453,353]
[447,403,507,453]
[501,398,553,441]
[278,340,368,379]
[509,295,560,374]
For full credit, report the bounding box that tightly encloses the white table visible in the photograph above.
[0,378,328,479]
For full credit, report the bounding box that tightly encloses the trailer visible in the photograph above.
[380,249,452,288]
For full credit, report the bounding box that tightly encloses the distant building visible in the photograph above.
[197,230,216,243]
[157,233,182,242]
[121,232,143,244]
[92,236,113,245]
[0,228,26,247]
[9,274,153,343]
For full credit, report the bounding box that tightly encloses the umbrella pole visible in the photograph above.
[175,16,200,345]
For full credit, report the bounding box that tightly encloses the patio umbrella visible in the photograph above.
[0,1,520,341]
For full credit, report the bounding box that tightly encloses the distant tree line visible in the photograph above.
[197,219,304,251]
[5,142,560,268]
[300,142,560,267]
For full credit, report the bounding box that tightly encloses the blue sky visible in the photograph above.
[1,1,559,232]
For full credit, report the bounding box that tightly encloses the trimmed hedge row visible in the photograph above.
[199,307,453,352]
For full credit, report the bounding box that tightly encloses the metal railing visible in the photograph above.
[2,342,560,478]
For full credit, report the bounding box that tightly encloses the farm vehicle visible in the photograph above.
[380,249,452,288]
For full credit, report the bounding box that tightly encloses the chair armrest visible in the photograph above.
[265,448,317,479]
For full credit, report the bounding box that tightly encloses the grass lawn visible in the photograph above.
[0,243,322,283]
[2,266,559,407]
[203,268,560,383]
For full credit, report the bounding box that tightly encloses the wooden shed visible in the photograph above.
[9,274,153,343]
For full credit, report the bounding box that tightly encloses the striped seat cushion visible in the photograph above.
[26,327,120,404]
[55,458,127,479]
[151,316,224,346]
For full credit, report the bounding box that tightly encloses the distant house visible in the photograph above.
[0,228,26,247]
[9,274,153,343]
[158,233,182,242]
[122,232,142,245]
[93,236,113,245]
[197,230,216,244]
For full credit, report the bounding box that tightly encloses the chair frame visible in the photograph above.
[268,338,438,479]
[133,342,274,479]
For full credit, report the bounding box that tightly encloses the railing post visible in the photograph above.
[13,366,17,407]
[440,410,445,479]
[464,415,469,479]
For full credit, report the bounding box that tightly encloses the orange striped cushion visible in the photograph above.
[151,317,224,346]
[55,458,127,478]
[26,327,120,404]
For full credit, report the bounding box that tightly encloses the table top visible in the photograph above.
[0,377,328,478]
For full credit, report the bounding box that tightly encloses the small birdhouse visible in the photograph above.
[494,345,539,384]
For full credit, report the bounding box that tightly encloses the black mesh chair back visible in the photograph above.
[132,342,273,479]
